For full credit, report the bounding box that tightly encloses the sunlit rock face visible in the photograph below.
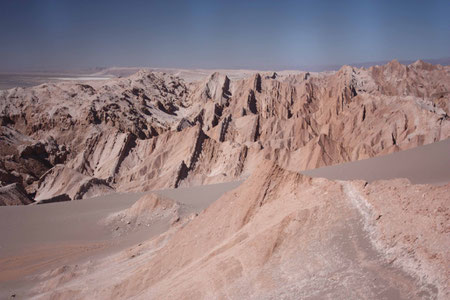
[0,60,449,203]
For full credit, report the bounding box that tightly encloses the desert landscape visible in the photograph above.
[1,0,450,299]
[0,59,449,299]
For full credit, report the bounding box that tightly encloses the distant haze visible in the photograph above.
[0,0,449,72]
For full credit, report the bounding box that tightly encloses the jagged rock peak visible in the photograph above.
[337,65,355,75]
[203,72,231,104]
[265,72,278,79]
[410,59,436,71]
[130,69,185,85]
[209,71,222,80]
[304,72,310,80]
[135,68,152,76]
[0,60,449,205]
[385,59,404,70]
[253,73,262,93]
[132,69,159,80]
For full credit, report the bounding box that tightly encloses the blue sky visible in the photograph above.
[0,0,449,71]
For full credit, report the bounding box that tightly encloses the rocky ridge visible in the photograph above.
[0,60,449,203]
[31,161,450,299]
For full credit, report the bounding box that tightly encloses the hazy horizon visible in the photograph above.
[1,0,449,72]
[1,57,450,75]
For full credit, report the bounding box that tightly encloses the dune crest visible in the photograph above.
[29,161,449,299]
[102,193,186,236]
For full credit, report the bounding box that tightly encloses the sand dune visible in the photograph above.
[0,180,241,298]
[19,159,450,299]
[302,138,450,185]
[0,141,448,299]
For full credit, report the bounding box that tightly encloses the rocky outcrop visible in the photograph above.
[200,72,231,104]
[0,183,33,206]
[0,60,449,204]
[35,194,71,204]
[35,165,114,201]
[102,193,184,235]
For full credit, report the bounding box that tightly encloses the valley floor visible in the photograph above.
[0,181,242,298]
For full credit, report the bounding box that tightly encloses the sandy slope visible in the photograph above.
[0,181,241,299]
[26,161,449,299]
[302,138,450,184]
[0,141,448,299]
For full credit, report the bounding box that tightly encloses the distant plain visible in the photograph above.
[0,73,112,90]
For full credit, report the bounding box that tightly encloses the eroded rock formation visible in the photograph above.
[0,60,449,204]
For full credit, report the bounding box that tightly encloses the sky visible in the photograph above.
[0,0,449,71]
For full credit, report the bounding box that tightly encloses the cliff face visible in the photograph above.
[1,60,449,203]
